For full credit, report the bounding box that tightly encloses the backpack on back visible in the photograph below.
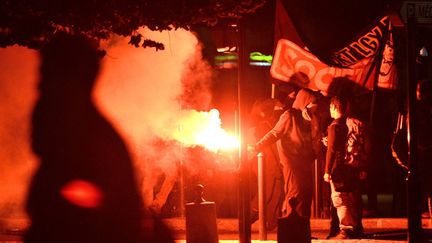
[345,117,367,169]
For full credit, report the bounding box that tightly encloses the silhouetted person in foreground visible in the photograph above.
[25,33,144,243]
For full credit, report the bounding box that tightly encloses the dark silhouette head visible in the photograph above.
[39,32,102,95]
[277,82,301,108]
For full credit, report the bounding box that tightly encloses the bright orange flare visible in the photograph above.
[173,109,239,152]
[60,180,103,208]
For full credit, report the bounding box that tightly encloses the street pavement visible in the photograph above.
[169,218,431,242]
[1,217,431,242]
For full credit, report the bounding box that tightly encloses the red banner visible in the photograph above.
[272,0,398,91]
[270,39,375,92]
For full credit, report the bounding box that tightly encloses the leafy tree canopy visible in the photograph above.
[0,0,265,50]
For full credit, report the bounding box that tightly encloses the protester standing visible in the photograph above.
[323,96,358,239]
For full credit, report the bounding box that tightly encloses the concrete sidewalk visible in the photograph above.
[1,217,431,242]
[168,218,431,242]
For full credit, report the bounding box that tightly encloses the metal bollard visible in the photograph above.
[185,184,218,243]
[257,152,267,240]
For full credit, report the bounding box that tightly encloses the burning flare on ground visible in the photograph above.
[172,109,239,152]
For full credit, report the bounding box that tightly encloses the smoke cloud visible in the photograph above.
[0,28,230,218]
[96,29,222,205]
[96,28,213,148]
[0,46,39,219]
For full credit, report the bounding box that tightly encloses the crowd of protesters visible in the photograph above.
[252,80,376,239]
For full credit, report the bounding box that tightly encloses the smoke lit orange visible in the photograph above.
[173,109,239,152]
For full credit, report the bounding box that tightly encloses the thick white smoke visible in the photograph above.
[95,28,219,206]
[0,28,226,218]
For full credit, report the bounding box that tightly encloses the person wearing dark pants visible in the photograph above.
[323,96,359,240]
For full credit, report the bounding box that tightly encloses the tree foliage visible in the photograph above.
[0,0,265,49]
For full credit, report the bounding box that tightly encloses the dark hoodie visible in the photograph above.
[256,88,317,166]
[255,88,318,217]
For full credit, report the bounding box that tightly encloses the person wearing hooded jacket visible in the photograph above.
[256,88,319,218]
